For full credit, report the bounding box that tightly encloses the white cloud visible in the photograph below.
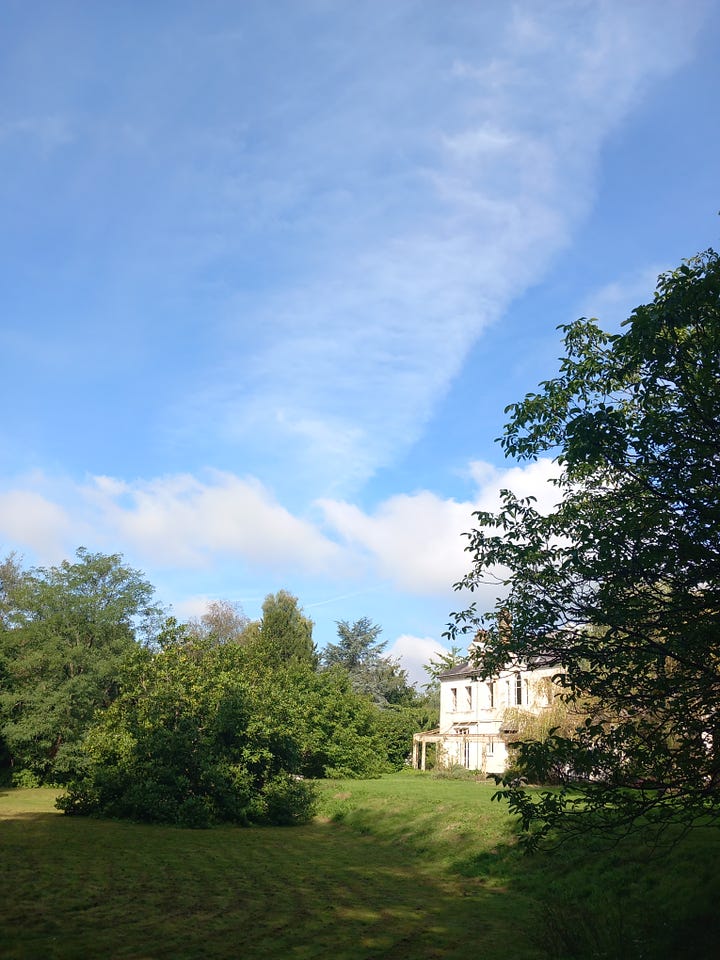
[468,458,562,514]
[319,457,561,594]
[388,633,451,688]
[320,492,474,594]
[0,457,560,600]
[82,471,343,573]
[171,594,219,621]
[0,489,74,563]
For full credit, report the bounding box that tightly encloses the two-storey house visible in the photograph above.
[412,654,559,774]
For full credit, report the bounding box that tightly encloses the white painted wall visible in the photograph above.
[436,663,559,774]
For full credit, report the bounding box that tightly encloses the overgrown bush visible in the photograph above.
[253,773,317,826]
[57,643,316,827]
[274,666,393,779]
[11,768,42,789]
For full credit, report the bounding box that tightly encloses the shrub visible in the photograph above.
[254,774,317,826]
[58,643,314,827]
[11,768,42,789]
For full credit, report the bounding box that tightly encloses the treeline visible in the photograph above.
[0,549,436,826]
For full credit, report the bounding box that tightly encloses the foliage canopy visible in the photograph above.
[321,617,414,707]
[1,550,429,814]
[58,640,317,826]
[0,549,160,784]
[246,589,317,669]
[449,249,720,845]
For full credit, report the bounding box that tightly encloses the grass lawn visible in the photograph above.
[1,773,719,959]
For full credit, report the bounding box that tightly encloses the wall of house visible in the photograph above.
[437,664,558,774]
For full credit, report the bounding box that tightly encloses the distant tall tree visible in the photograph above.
[186,599,249,645]
[0,553,24,630]
[248,590,316,668]
[323,617,385,671]
[322,618,415,707]
[0,548,161,783]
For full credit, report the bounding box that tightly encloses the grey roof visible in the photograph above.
[438,661,475,680]
[439,654,561,681]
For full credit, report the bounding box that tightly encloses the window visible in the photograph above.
[451,687,457,711]
[464,740,471,768]
[487,681,494,708]
[487,739,494,755]
[465,685,473,709]
[515,672,523,706]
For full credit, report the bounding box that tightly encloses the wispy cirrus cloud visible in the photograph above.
[0,115,74,152]
[169,2,704,495]
[0,3,706,503]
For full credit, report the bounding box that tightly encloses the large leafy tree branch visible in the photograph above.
[448,249,720,846]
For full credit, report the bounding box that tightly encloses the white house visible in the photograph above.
[412,653,560,775]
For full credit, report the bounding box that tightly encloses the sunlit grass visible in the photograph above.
[0,781,537,960]
[2,776,719,959]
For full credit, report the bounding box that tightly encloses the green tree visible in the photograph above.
[449,249,720,846]
[321,617,414,706]
[0,548,160,783]
[0,553,24,780]
[58,639,316,827]
[321,618,429,766]
[264,663,394,779]
[374,702,438,769]
[323,617,385,671]
[247,590,317,669]
[0,553,24,630]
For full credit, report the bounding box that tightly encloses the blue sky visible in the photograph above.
[2,0,719,683]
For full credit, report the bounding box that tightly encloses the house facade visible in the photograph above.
[412,656,559,775]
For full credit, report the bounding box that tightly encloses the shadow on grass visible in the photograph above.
[1,810,65,822]
[462,821,720,960]
[1,790,540,960]
[318,777,720,960]
[4,780,720,960]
